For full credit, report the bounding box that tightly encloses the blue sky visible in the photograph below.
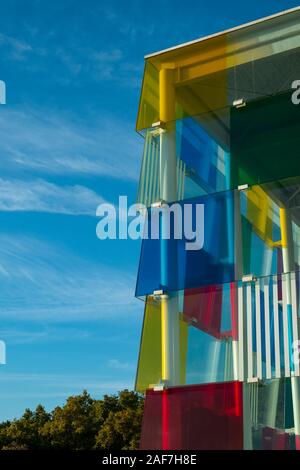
[0,0,299,420]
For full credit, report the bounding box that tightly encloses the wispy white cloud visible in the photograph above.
[0,372,134,420]
[97,5,156,43]
[0,327,92,345]
[0,32,33,61]
[0,326,135,346]
[0,235,141,321]
[83,47,143,86]
[0,373,132,402]
[0,28,141,87]
[0,107,142,181]
[108,358,135,371]
[0,178,106,215]
[87,48,123,80]
[55,47,83,75]
[0,372,131,390]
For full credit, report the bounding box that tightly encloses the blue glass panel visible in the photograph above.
[177,114,230,197]
[135,191,235,297]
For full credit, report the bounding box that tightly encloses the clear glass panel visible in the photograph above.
[251,379,293,450]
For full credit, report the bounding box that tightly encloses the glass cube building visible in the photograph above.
[134,7,300,450]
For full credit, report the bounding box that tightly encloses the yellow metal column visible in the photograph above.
[159,66,180,386]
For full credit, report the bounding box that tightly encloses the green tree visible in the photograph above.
[94,390,144,450]
[0,389,144,450]
[41,390,100,449]
[0,405,51,450]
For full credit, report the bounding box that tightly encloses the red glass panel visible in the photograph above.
[140,382,243,450]
[262,427,290,450]
[183,285,223,339]
[139,389,162,450]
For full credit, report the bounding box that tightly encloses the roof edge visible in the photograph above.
[144,6,300,59]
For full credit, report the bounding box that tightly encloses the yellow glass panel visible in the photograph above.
[246,185,274,246]
[136,61,159,132]
[135,300,161,392]
[135,300,188,393]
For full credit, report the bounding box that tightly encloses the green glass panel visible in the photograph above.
[231,92,300,188]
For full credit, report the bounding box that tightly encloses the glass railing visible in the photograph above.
[136,176,300,297]
[136,271,300,393]
[137,91,300,207]
[140,378,290,449]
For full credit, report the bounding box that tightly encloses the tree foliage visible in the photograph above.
[0,390,144,450]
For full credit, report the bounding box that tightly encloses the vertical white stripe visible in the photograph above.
[148,136,156,206]
[238,284,244,381]
[272,276,281,378]
[264,279,272,379]
[138,132,149,205]
[247,283,253,381]
[182,162,186,200]
[291,272,300,376]
[209,341,221,382]
[177,160,182,201]
[282,275,291,377]
[255,382,258,425]
[151,138,158,204]
[144,134,151,207]
[155,139,160,202]
[180,160,184,200]
[224,340,231,381]
[255,281,262,379]
[232,340,239,381]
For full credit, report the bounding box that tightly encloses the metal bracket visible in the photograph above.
[152,290,168,302]
[153,289,164,296]
[151,200,166,209]
[233,98,246,108]
[238,183,249,191]
[247,377,259,384]
[153,384,165,392]
[149,121,166,137]
[151,120,165,128]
